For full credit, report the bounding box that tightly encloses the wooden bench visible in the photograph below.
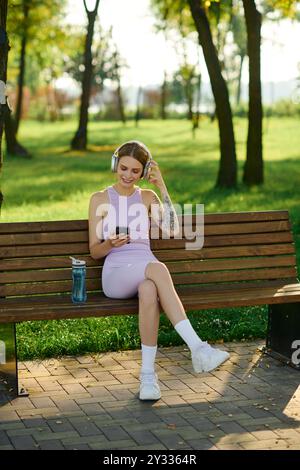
[1,210,300,397]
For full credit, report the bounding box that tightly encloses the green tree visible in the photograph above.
[230,6,247,106]
[65,25,106,93]
[71,0,101,150]
[242,0,263,186]
[135,86,143,127]
[187,0,237,187]
[205,0,233,121]
[7,0,68,109]
[151,0,237,188]
[264,0,299,16]
[242,0,299,186]
[174,62,198,120]
[66,24,126,124]
[0,0,10,213]
[6,0,67,156]
[104,29,127,125]
[153,3,170,119]
[192,46,202,136]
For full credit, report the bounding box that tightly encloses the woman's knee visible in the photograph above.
[138,279,158,303]
[145,261,169,280]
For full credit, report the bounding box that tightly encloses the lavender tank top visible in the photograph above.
[102,185,151,253]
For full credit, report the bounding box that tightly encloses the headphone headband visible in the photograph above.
[111,140,152,179]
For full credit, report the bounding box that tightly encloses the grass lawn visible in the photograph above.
[1,117,300,360]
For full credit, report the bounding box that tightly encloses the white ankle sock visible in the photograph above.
[141,344,157,374]
[174,319,204,353]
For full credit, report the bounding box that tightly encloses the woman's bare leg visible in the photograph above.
[143,262,230,374]
[144,262,187,326]
[138,279,160,346]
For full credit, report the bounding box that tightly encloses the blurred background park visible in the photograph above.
[0,0,299,359]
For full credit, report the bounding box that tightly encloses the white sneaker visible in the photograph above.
[192,341,230,373]
[139,372,161,401]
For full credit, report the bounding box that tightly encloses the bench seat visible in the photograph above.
[1,280,300,323]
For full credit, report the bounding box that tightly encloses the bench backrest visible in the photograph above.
[0,211,298,299]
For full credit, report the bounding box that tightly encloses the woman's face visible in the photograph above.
[116,156,144,187]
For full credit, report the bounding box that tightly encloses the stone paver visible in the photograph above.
[1,340,300,450]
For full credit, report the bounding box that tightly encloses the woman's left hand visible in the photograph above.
[147,160,166,189]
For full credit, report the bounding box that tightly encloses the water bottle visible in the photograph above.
[70,256,87,303]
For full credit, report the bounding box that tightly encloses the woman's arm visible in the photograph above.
[146,159,180,238]
[160,183,180,236]
[88,192,130,260]
[88,192,112,260]
[148,185,180,237]
[90,239,114,260]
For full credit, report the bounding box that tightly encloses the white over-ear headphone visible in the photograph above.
[111,140,152,180]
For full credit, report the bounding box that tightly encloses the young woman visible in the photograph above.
[88,140,229,401]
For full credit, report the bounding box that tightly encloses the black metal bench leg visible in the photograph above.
[264,303,300,370]
[0,323,28,397]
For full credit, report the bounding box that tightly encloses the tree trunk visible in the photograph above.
[192,71,202,138]
[15,1,29,135]
[242,0,263,185]
[185,77,193,121]
[5,110,30,157]
[195,46,202,128]
[135,86,142,127]
[0,0,10,213]
[116,80,126,125]
[161,70,167,120]
[236,54,245,107]
[188,0,237,188]
[3,0,30,159]
[71,0,100,150]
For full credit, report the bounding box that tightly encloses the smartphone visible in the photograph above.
[116,226,129,235]
[116,226,130,243]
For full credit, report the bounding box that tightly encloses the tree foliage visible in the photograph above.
[264,0,299,18]
[7,0,68,92]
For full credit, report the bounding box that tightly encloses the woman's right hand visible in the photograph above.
[108,232,130,248]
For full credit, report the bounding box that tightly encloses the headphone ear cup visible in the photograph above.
[111,154,117,172]
[143,160,151,180]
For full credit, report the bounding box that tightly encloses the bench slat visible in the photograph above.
[167,255,297,273]
[0,244,296,270]
[1,266,297,297]
[152,244,297,261]
[0,255,297,284]
[1,281,299,323]
[0,211,289,234]
[0,232,294,258]
[1,278,297,308]
[172,267,298,285]
[0,231,87,246]
[0,220,292,246]
[172,232,294,249]
[198,211,289,223]
[0,220,88,234]
[0,256,100,271]
[175,279,300,297]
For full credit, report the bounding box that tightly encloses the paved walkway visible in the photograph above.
[0,340,300,450]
